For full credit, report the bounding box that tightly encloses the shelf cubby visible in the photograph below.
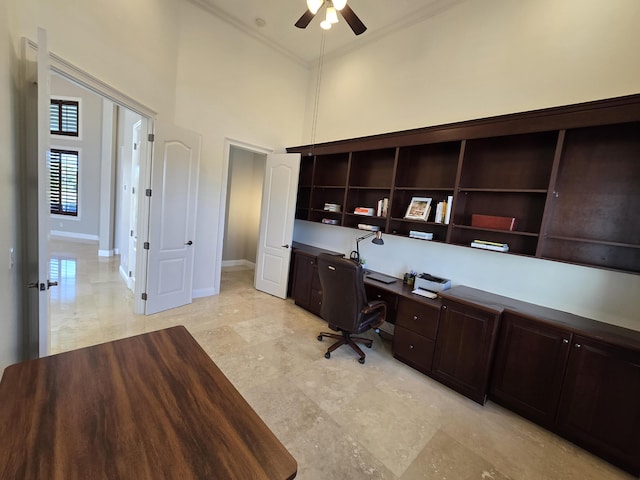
[349,148,396,188]
[313,153,349,186]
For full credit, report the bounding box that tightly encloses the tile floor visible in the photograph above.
[49,238,635,479]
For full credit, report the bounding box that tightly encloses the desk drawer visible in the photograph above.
[393,326,435,373]
[396,298,439,339]
[365,285,397,323]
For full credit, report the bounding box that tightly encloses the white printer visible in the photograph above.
[414,273,451,293]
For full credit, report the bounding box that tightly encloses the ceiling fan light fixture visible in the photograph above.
[326,5,339,24]
[306,0,323,15]
[320,20,332,30]
[333,0,347,10]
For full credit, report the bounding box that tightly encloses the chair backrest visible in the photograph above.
[316,253,368,332]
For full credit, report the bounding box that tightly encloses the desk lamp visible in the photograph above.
[349,231,384,263]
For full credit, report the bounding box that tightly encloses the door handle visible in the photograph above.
[47,280,58,289]
[185,241,193,246]
[282,244,290,249]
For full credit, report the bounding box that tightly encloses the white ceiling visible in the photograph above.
[188,0,464,66]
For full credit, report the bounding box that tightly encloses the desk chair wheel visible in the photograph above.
[365,342,372,348]
[358,357,365,364]
[317,335,323,341]
[325,352,331,359]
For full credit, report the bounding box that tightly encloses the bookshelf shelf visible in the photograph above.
[289,95,640,274]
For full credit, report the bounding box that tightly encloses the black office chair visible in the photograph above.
[316,253,386,364]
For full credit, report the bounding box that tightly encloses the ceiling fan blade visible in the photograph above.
[340,4,367,35]
[295,10,316,29]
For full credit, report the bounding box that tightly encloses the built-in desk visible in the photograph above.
[0,326,297,480]
[288,244,640,475]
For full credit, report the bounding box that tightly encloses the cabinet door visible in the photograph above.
[432,300,500,404]
[308,267,322,316]
[490,312,571,428]
[291,252,314,310]
[557,336,640,476]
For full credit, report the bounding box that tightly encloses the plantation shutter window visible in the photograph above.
[50,149,79,216]
[50,99,79,136]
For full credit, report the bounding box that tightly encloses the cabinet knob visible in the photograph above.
[442,305,447,310]
[562,338,569,344]
[413,315,418,321]
[409,345,414,349]
[575,343,582,348]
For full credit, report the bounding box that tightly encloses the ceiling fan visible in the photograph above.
[295,0,367,35]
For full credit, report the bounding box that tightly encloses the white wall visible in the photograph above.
[303,0,640,143]
[173,1,309,293]
[222,148,265,264]
[293,0,640,332]
[7,0,181,121]
[49,74,102,239]
[0,0,22,370]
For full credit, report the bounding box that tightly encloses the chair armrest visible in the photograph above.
[361,300,386,322]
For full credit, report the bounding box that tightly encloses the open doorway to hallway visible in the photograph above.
[220,145,266,283]
[48,73,143,346]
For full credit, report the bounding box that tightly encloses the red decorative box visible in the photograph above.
[471,214,517,231]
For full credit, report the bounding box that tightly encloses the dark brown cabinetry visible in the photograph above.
[392,297,440,374]
[291,250,322,316]
[291,243,343,317]
[479,298,640,476]
[431,298,501,405]
[289,94,640,275]
[490,312,572,428]
[557,336,640,475]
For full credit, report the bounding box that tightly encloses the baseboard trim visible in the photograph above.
[50,231,99,242]
[193,288,215,298]
[221,259,256,269]
[98,249,114,257]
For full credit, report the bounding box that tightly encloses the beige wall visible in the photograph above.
[304,0,640,143]
[222,148,265,265]
[173,1,308,293]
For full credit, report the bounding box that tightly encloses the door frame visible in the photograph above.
[26,39,157,315]
[215,138,273,295]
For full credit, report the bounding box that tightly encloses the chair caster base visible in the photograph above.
[358,357,365,364]
[325,352,331,359]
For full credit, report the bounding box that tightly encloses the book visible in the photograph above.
[471,241,509,252]
[409,230,433,240]
[444,195,453,224]
[354,207,374,216]
[357,224,380,231]
[382,198,389,217]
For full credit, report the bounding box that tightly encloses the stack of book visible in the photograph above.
[470,239,509,252]
[434,195,453,224]
[376,198,389,217]
[354,207,375,216]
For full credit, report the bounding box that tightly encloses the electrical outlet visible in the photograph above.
[9,247,14,270]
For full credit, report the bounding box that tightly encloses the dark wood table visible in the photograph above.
[0,326,297,479]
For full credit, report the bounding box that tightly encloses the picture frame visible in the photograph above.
[404,197,432,221]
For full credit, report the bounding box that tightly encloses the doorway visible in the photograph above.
[216,140,271,295]
[221,146,267,275]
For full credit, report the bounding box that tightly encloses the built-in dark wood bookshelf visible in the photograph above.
[288,94,640,275]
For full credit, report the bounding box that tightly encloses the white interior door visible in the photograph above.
[127,120,142,292]
[145,121,201,315]
[255,153,301,298]
[22,29,53,358]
